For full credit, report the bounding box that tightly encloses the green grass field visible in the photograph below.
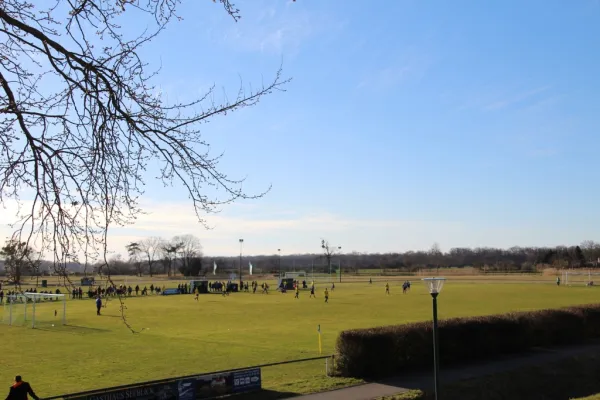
[1,279,598,398]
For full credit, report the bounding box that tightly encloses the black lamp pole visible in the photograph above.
[239,239,243,285]
[431,292,440,400]
[338,246,342,283]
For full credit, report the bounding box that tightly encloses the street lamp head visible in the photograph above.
[422,277,446,295]
[239,239,244,243]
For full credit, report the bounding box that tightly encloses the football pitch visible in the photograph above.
[1,280,599,397]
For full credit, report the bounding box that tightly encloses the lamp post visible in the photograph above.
[278,249,281,278]
[422,277,446,400]
[239,239,244,285]
[338,246,342,283]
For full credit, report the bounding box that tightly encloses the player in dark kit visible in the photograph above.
[95,295,102,315]
[310,285,315,298]
[324,288,329,303]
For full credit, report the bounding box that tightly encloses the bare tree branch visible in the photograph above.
[0,0,290,332]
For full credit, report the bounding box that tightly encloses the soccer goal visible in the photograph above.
[2,293,66,328]
[283,271,307,280]
[562,270,600,286]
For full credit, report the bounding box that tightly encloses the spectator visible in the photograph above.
[5,375,39,400]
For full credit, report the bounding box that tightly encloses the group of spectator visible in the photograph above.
[0,281,189,305]
[0,279,281,304]
[208,281,232,293]
[177,283,190,293]
[71,287,84,299]
[87,283,166,298]
[207,280,266,294]
[0,287,62,304]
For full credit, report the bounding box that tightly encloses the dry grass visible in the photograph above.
[1,279,598,398]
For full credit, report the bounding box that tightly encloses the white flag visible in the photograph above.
[249,262,253,276]
[213,261,217,275]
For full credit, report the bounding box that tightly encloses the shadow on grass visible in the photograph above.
[35,324,111,333]
[232,389,299,400]
[99,314,125,318]
[376,351,600,400]
[64,324,111,332]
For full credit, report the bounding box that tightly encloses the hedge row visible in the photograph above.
[334,304,600,379]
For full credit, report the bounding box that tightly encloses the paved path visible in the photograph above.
[288,343,600,400]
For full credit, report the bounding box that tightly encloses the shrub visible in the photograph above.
[335,304,600,379]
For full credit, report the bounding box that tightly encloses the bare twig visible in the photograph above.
[0,0,289,331]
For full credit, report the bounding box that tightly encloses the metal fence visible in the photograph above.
[45,354,335,400]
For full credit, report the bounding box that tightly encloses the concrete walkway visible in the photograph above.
[288,343,600,400]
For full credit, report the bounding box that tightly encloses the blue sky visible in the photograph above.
[4,0,600,257]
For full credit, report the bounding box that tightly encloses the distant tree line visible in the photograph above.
[2,238,600,279]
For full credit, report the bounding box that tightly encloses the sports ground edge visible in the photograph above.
[55,367,262,400]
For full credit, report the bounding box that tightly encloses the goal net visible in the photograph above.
[283,271,307,280]
[562,270,600,286]
[2,293,66,328]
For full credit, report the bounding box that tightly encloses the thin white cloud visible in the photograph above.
[220,2,344,56]
[1,197,596,258]
[356,48,432,91]
[484,86,551,111]
[0,198,464,258]
[528,148,558,158]
[357,66,412,89]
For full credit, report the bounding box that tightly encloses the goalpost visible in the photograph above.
[562,270,600,286]
[2,293,66,328]
[283,271,307,280]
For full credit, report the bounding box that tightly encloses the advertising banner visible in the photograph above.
[161,288,182,296]
[64,368,261,400]
[66,381,178,400]
[232,369,261,393]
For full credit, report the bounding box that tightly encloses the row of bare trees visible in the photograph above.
[335,241,600,273]
[208,241,600,274]
[120,234,203,277]
[4,239,600,281]
[0,234,204,281]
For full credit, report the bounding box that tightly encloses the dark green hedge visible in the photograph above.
[334,304,600,379]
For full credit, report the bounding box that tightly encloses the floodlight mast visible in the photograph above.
[422,277,446,400]
[278,249,282,278]
[239,239,244,285]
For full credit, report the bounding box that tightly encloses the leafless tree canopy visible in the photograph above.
[0,0,287,268]
[138,236,162,277]
[0,238,40,283]
[321,238,341,271]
